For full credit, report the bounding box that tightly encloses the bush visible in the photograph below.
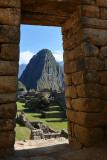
[25,94,50,111]
[38,96,50,110]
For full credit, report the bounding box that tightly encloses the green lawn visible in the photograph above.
[15,119,31,140]
[16,102,67,140]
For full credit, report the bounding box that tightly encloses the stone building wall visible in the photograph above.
[62,0,107,148]
[0,0,21,157]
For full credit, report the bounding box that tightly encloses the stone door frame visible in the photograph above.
[0,0,107,157]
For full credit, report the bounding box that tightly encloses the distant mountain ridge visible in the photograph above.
[19,49,64,91]
[18,64,26,78]
[58,61,64,67]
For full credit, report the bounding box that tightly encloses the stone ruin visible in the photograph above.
[17,111,68,140]
[0,0,107,158]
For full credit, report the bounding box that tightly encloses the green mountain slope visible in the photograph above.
[18,81,26,91]
[19,49,64,91]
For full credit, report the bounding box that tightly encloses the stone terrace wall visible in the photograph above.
[0,0,21,157]
[62,0,107,148]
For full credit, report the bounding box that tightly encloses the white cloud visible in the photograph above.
[53,50,63,62]
[19,51,35,65]
[19,50,63,65]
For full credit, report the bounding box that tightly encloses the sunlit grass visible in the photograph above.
[16,102,67,140]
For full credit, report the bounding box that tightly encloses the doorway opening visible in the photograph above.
[16,25,68,149]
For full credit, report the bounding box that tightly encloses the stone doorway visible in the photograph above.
[0,0,107,157]
[17,24,66,142]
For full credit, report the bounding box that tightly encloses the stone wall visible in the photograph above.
[62,0,107,148]
[0,0,21,157]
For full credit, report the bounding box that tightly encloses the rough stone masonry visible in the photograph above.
[63,0,107,148]
[0,0,107,158]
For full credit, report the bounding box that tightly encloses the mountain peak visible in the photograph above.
[20,49,64,91]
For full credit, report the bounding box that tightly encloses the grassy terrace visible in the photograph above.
[43,111,64,113]
[49,106,61,108]
[16,102,67,140]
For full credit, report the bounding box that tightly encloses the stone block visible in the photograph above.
[0,61,19,76]
[82,42,99,57]
[72,70,99,84]
[64,61,77,73]
[83,28,107,46]
[100,46,107,58]
[64,74,72,86]
[71,98,103,112]
[101,8,107,20]
[82,5,100,18]
[63,29,83,50]
[96,0,107,7]
[0,93,17,103]
[82,0,96,5]
[0,0,20,7]
[0,131,15,149]
[0,103,16,119]
[0,119,15,132]
[63,44,84,62]
[65,86,77,98]
[100,71,107,85]
[64,42,99,63]
[0,76,18,93]
[74,124,104,147]
[72,71,84,84]
[63,50,69,63]
[65,98,72,109]
[68,136,82,149]
[85,70,100,83]
[0,8,20,26]
[62,6,81,32]
[0,44,19,61]
[67,109,107,127]
[82,16,107,30]
[78,57,104,71]
[67,121,72,136]
[62,31,71,42]
[76,83,102,98]
[0,25,20,43]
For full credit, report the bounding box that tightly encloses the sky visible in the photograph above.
[20,25,63,65]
